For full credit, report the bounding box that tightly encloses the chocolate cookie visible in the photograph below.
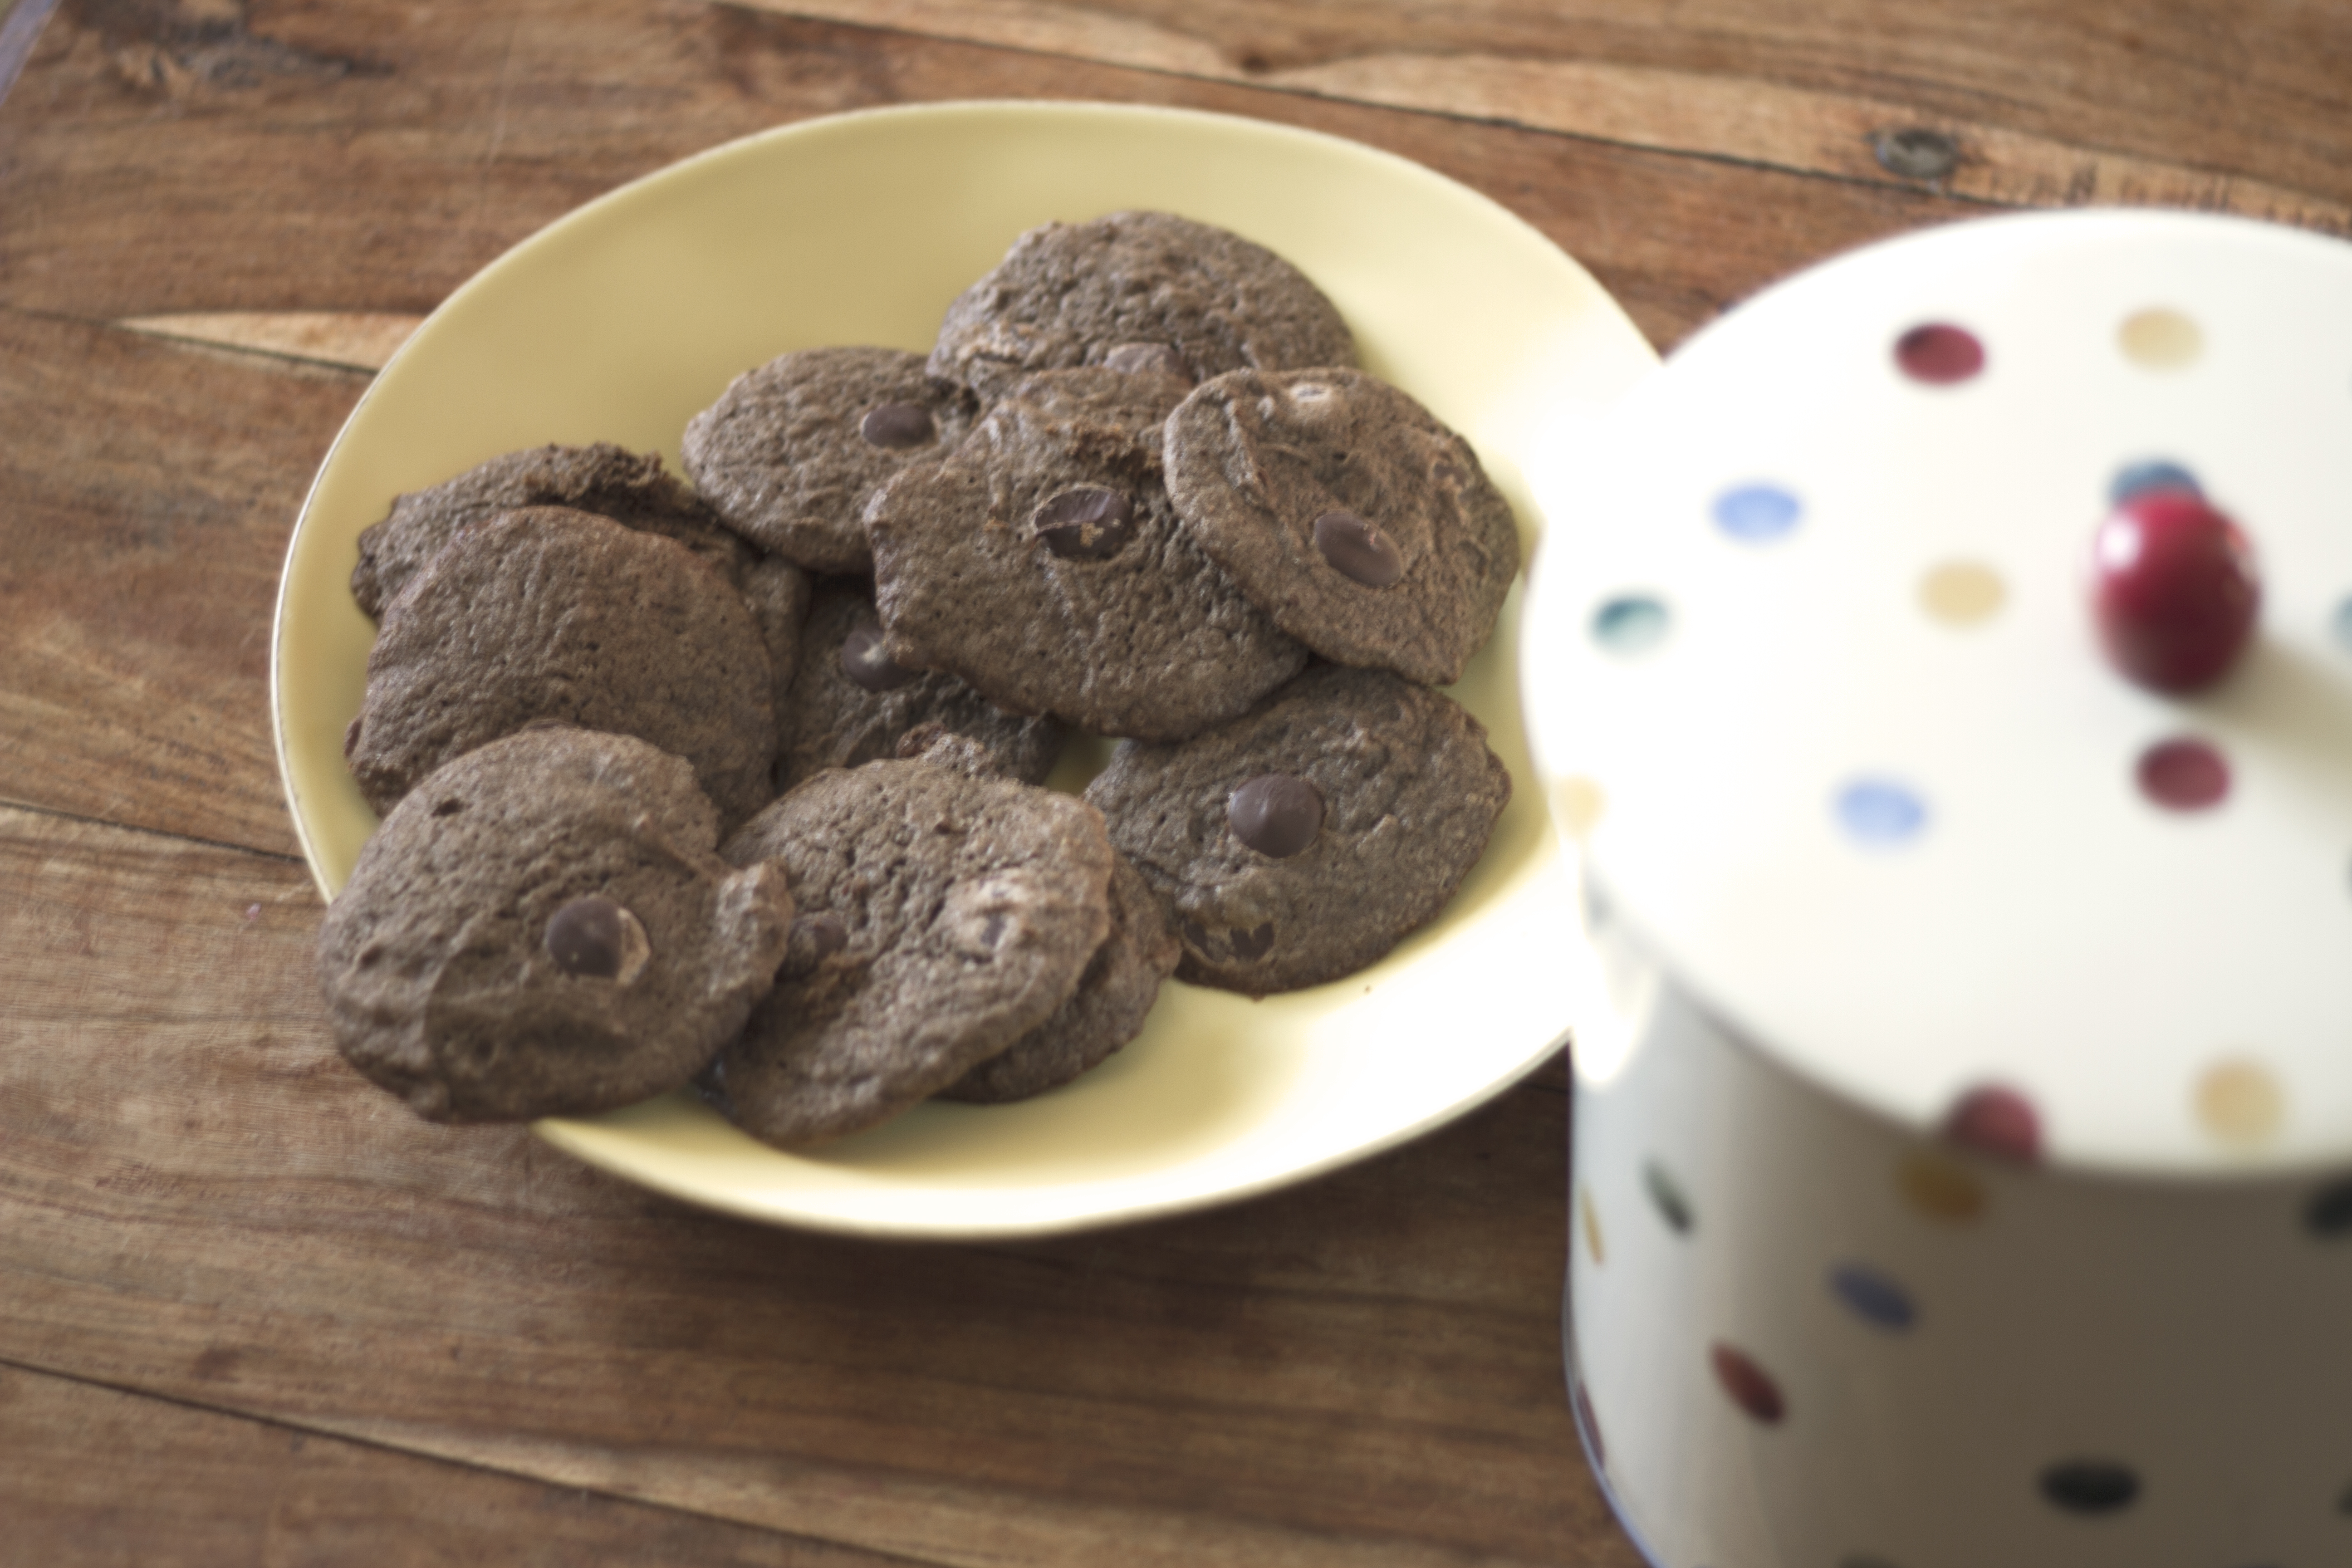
[938,849,1178,1104]
[929,211,1357,402]
[738,553,814,732]
[1083,663,1511,995]
[316,726,795,1122]
[683,346,978,575]
[349,443,752,617]
[345,506,778,829]
[1165,368,1522,686]
[866,368,1308,742]
[709,733,1117,1147]
[777,577,1063,792]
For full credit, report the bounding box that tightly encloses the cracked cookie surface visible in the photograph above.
[346,506,778,830]
[867,368,1306,742]
[1083,664,1510,995]
[929,211,1356,402]
[775,577,1063,793]
[1166,367,1521,687]
[350,442,752,617]
[684,346,977,575]
[939,851,1178,1104]
[317,727,794,1122]
[711,735,1116,1147]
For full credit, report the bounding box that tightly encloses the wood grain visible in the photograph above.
[2,0,1970,353]
[0,1,1965,871]
[118,311,423,372]
[0,306,363,858]
[0,804,1627,1568]
[751,0,2352,228]
[0,1362,906,1567]
[13,0,2333,1558]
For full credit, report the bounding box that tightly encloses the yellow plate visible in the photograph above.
[272,101,1657,1237]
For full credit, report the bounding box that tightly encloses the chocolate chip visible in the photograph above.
[1229,773,1324,858]
[859,402,935,449]
[1034,486,1136,561]
[2039,1461,2140,1515]
[1313,510,1404,587]
[1102,341,1194,382]
[781,911,847,977]
[545,896,631,979]
[1229,922,1275,961]
[841,622,918,692]
[1181,917,1211,953]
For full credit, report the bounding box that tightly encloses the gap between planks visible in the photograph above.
[0,1343,1584,1568]
[113,311,424,373]
[730,0,2351,235]
[102,5,2352,373]
[0,1354,941,1568]
[0,793,309,868]
[302,1415,1557,1568]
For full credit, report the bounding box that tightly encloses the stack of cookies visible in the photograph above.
[317,211,1514,1151]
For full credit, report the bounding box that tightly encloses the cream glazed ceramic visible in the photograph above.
[1522,210,2352,1567]
[272,102,1659,1238]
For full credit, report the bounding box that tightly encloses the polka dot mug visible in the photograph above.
[1522,210,2352,1568]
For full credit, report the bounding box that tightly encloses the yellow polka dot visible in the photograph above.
[1918,560,2007,626]
[1551,776,1607,842]
[1898,1150,1985,1223]
[1578,1184,1605,1265]
[2119,307,2202,369]
[2196,1058,2284,1148]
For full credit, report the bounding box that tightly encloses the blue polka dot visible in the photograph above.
[2108,459,2202,506]
[1829,1264,1917,1331]
[1713,484,1802,542]
[1591,594,1671,655]
[2331,596,2352,654]
[1836,779,1927,845]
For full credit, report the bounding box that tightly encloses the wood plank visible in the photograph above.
[118,311,424,373]
[0,804,1632,1568]
[2,1,1971,353]
[0,5,1965,858]
[0,306,364,857]
[0,1362,908,1567]
[748,0,2352,229]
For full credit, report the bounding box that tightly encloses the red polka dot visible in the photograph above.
[1895,323,1984,384]
[1710,1343,1786,1425]
[2137,737,2230,810]
[1943,1084,2042,1163]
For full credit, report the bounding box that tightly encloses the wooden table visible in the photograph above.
[4,3,2345,1562]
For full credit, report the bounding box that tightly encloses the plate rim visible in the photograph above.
[273,97,1658,1237]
